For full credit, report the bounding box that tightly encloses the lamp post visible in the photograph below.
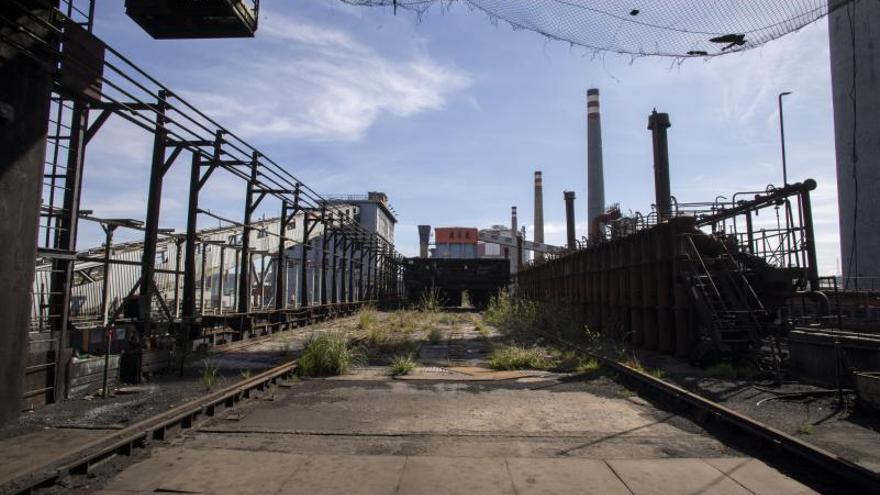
[778,91,792,185]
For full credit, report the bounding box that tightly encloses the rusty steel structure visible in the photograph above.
[518,108,822,360]
[0,0,405,418]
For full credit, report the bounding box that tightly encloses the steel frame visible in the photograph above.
[2,1,405,395]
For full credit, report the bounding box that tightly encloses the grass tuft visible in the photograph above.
[389,354,417,376]
[201,359,219,391]
[705,362,737,380]
[298,332,366,377]
[489,345,549,370]
[427,327,443,345]
[358,308,379,331]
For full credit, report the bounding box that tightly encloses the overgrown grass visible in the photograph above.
[418,286,442,312]
[201,359,219,391]
[489,345,550,370]
[389,354,417,376]
[427,327,443,345]
[474,319,490,337]
[358,308,379,331]
[297,332,366,377]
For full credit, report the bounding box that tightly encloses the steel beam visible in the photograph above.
[237,152,259,314]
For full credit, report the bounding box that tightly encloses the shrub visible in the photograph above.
[489,345,549,370]
[389,354,417,376]
[298,332,366,377]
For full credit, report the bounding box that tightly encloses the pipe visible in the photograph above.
[564,191,576,250]
[648,110,672,222]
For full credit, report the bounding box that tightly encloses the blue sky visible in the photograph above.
[79,1,840,275]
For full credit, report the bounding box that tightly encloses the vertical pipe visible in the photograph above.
[321,221,328,305]
[199,242,207,314]
[564,191,576,250]
[587,88,605,232]
[800,182,821,290]
[534,171,545,262]
[648,110,672,222]
[173,237,182,318]
[217,246,225,314]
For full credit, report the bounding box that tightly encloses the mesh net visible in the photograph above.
[340,0,843,58]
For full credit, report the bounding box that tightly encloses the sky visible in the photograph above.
[79,1,841,275]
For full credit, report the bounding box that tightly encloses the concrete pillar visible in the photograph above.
[587,89,605,231]
[0,2,53,424]
[829,0,880,288]
[534,171,544,262]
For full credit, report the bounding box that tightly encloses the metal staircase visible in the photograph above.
[681,235,767,358]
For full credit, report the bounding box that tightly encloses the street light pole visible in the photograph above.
[778,91,792,185]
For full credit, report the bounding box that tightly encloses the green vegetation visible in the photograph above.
[358,307,379,331]
[297,332,366,377]
[201,359,219,391]
[705,362,737,380]
[418,286,442,312]
[427,327,443,345]
[798,422,814,435]
[489,345,550,370]
[474,318,490,337]
[389,354,417,376]
[239,368,252,380]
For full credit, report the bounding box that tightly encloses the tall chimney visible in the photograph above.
[587,88,605,237]
[511,206,518,240]
[534,171,544,262]
[417,225,431,258]
[564,191,576,250]
[648,110,672,221]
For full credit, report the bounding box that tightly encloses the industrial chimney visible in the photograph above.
[564,191,576,250]
[534,171,545,262]
[587,89,605,239]
[648,110,672,221]
[417,225,431,258]
[511,206,518,241]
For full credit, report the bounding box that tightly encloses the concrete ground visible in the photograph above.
[91,311,817,494]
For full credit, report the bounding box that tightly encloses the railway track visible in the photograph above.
[6,321,880,494]
[530,327,880,493]
[2,360,298,495]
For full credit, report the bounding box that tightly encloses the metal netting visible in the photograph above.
[340,0,846,58]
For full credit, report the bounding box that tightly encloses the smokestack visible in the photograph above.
[511,206,518,239]
[417,225,431,258]
[648,110,672,221]
[534,171,544,262]
[564,191,576,250]
[587,88,605,237]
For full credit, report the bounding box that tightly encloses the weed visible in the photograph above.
[705,363,737,380]
[489,345,549,370]
[239,368,252,380]
[474,319,490,337]
[389,354,417,376]
[797,423,814,435]
[297,332,366,377]
[427,327,443,345]
[575,358,601,374]
[366,324,392,346]
[201,359,219,391]
[358,308,379,331]
[418,286,442,313]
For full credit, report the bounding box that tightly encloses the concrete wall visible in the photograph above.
[829,0,880,287]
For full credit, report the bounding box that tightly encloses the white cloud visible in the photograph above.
[183,12,471,142]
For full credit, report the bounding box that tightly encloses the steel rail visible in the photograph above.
[1,360,298,495]
[528,327,880,493]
